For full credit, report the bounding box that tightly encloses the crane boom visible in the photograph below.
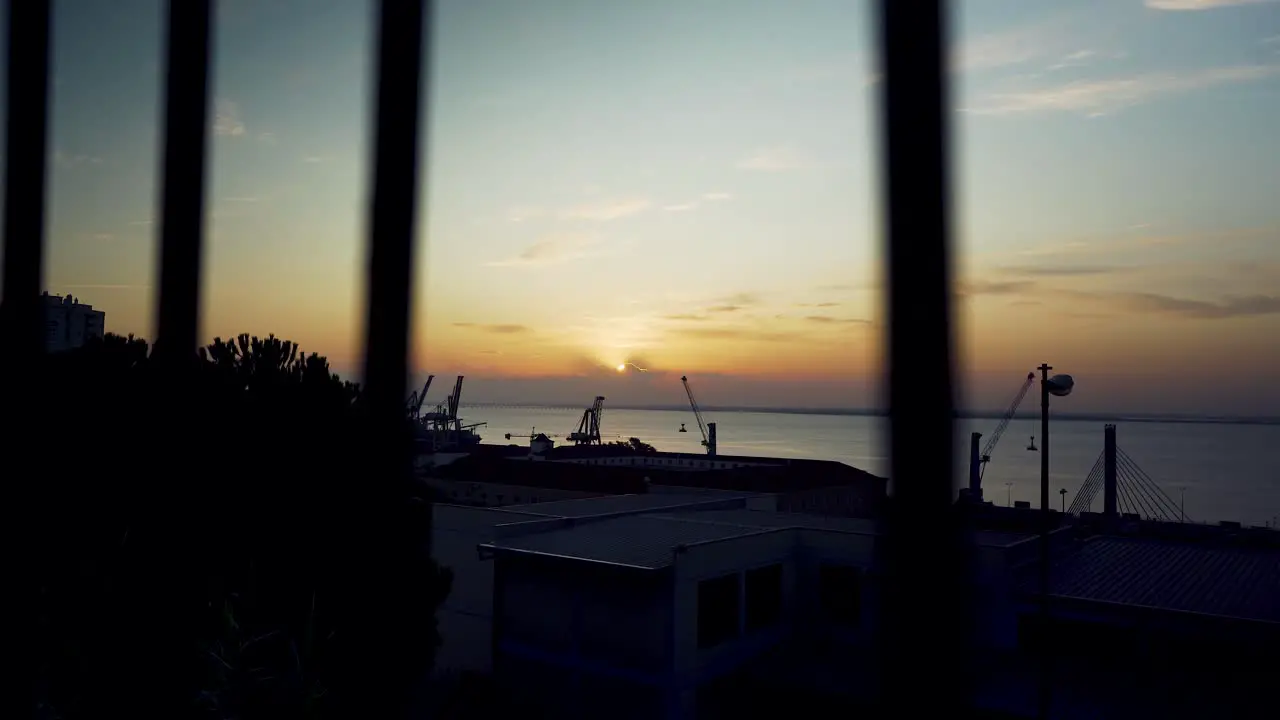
[681,375,708,444]
[978,372,1035,479]
[681,375,716,455]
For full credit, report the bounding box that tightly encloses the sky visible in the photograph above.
[5,0,1280,415]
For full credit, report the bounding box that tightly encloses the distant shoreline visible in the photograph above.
[457,403,1280,427]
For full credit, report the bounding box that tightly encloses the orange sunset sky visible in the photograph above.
[17,0,1280,415]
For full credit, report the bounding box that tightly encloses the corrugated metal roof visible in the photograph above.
[1032,536,1280,623]
[503,493,751,518]
[481,514,772,569]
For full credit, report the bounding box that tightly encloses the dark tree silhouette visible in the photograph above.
[13,332,451,719]
[607,437,658,454]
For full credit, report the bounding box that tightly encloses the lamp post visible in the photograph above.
[1035,364,1073,720]
[1059,487,1067,514]
[1037,364,1074,517]
[1178,486,1186,524]
[1005,481,1013,507]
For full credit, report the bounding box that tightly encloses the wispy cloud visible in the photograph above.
[487,235,597,268]
[223,196,260,203]
[804,315,870,325]
[661,191,733,213]
[302,155,325,164]
[969,65,1280,116]
[128,219,153,227]
[257,132,277,145]
[955,17,1084,73]
[213,99,246,137]
[667,326,800,342]
[80,233,115,242]
[563,197,651,221]
[737,145,811,172]
[452,322,530,334]
[1081,291,1280,319]
[958,280,1037,296]
[1146,0,1278,10]
[997,264,1134,277]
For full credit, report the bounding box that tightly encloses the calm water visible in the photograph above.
[457,405,1280,528]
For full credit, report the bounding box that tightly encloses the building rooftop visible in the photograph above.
[503,493,754,519]
[482,514,773,569]
[1029,536,1280,624]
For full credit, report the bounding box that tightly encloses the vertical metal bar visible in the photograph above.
[1,0,53,361]
[153,0,213,365]
[874,0,970,715]
[361,0,427,439]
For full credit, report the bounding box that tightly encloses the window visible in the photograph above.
[818,564,861,626]
[744,563,783,631]
[697,574,740,649]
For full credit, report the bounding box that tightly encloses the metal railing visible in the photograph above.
[2,0,968,715]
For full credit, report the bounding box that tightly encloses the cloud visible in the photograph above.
[706,305,746,313]
[737,146,811,172]
[804,315,870,325]
[223,196,259,203]
[661,191,733,213]
[667,327,800,342]
[302,155,325,164]
[563,197,651,221]
[1146,0,1277,10]
[955,18,1082,73]
[452,322,530,334]
[257,132,277,145]
[720,292,761,306]
[1047,49,1102,71]
[487,235,597,268]
[213,99,246,136]
[969,65,1280,116]
[1114,292,1280,319]
[662,313,709,321]
[796,302,842,308]
[958,280,1036,296]
[997,264,1133,277]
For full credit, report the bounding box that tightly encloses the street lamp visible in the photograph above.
[1059,487,1068,513]
[1005,481,1013,507]
[1038,364,1074,517]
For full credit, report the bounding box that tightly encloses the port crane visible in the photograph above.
[681,375,717,456]
[568,396,605,445]
[966,371,1035,500]
[405,375,434,420]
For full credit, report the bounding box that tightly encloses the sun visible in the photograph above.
[616,364,627,372]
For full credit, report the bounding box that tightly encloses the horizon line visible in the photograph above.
[453,402,1280,426]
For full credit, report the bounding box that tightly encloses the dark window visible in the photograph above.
[697,574,740,649]
[744,563,783,631]
[819,564,861,626]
